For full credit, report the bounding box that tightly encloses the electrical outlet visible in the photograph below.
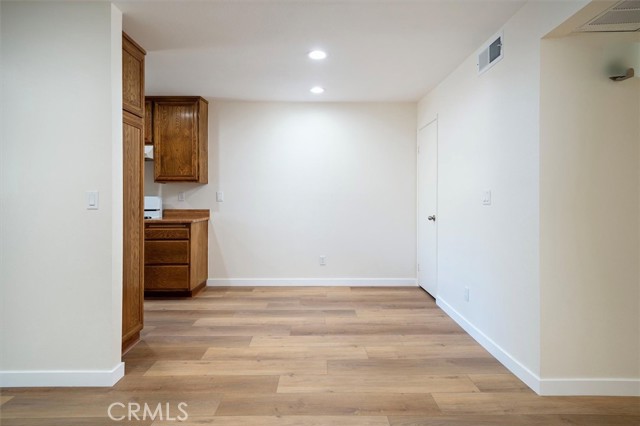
[464,287,470,302]
[216,191,224,202]
[178,192,185,202]
[319,255,327,266]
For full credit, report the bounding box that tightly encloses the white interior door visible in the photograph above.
[417,120,438,297]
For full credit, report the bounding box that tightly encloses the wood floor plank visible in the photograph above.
[140,336,252,348]
[387,414,640,426]
[124,359,156,376]
[145,301,269,311]
[1,395,15,406]
[145,310,238,319]
[277,374,479,394]
[303,301,438,309]
[252,286,353,294]
[364,345,492,360]
[145,325,291,337]
[0,418,154,426]
[325,316,453,326]
[194,317,326,327]
[123,343,208,360]
[349,286,425,292]
[467,374,532,393]
[215,393,441,416]
[144,360,327,376]
[431,392,640,415]
[328,359,509,375]
[144,318,196,327]
[251,334,483,347]
[355,310,447,319]
[153,416,390,426]
[291,323,464,336]
[205,286,255,293]
[114,375,279,393]
[324,295,436,303]
[191,296,330,304]
[202,346,368,361]
[268,301,435,310]
[233,309,357,318]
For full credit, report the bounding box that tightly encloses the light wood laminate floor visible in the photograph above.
[1,286,638,425]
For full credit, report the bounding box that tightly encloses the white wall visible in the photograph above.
[146,101,417,285]
[0,2,124,386]
[417,0,587,392]
[540,33,640,393]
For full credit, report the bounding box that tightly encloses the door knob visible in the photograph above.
[428,215,436,221]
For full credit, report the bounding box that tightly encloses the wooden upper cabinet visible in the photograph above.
[150,96,208,183]
[122,33,146,118]
[144,99,153,145]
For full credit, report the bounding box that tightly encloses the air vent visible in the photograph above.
[478,32,503,75]
[613,0,640,11]
[578,0,640,32]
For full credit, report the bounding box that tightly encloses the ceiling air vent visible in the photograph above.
[578,0,640,32]
[478,31,503,75]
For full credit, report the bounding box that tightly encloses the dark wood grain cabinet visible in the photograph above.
[122,34,145,117]
[144,210,209,297]
[146,96,208,183]
[122,33,145,354]
[144,99,153,145]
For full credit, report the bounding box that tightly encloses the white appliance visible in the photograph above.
[144,145,154,161]
[144,196,163,219]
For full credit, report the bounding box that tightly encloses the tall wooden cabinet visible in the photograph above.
[146,96,208,183]
[122,33,146,353]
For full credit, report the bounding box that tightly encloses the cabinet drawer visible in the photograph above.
[145,240,189,264]
[145,265,189,289]
[145,226,189,240]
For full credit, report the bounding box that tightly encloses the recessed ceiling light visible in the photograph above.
[308,50,327,60]
[310,86,325,94]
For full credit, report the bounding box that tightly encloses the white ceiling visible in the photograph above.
[116,0,526,102]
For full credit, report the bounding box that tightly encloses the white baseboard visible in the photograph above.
[436,297,542,393]
[437,297,640,396]
[0,362,124,388]
[539,378,640,396]
[207,278,417,287]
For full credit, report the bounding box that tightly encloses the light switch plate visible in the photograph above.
[178,192,185,202]
[216,191,224,202]
[86,191,99,210]
[482,190,492,206]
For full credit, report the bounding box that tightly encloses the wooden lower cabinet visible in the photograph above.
[144,219,208,297]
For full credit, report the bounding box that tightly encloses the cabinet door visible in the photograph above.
[145,240,190,264]
[154,101,199,181]
[144,100,153,145]
[145,266,190,290]
[189,221,208,290]
[122,34,145,117]
[122,111,144,346]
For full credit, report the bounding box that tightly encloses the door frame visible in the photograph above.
[416,116,438,296]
